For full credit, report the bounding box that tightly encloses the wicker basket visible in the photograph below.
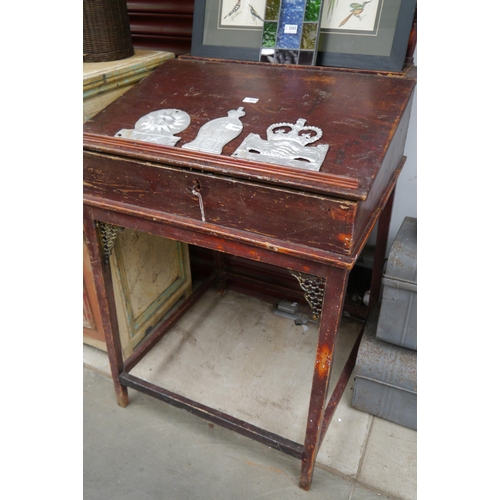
[83,0,134,62]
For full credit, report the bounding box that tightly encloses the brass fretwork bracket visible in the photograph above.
[290,270,326,320]
[96,221,125,264]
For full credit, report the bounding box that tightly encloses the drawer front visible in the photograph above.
[84,152,357,255]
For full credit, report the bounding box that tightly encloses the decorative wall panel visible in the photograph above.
[127,0,195,54]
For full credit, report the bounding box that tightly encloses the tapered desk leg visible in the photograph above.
[369,188,395,309]
[300,266,349,490]
[83,208,129,407]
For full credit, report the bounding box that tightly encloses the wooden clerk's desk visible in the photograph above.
[83,57,416,490]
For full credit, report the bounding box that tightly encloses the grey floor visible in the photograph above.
[84,289,416,499]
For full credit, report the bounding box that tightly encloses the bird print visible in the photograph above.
[249,4,264,22]
[224,0,241,19]
[339,1,371,27]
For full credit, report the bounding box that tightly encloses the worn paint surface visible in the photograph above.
[84,151,359,257]
[84,58,416,201]
[316,344,332,379]
[83,57,416,491]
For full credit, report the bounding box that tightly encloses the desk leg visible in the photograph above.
[300,266,349,490]
[213,251,226,294]
[83,210,129,407]
[369,188,395,309]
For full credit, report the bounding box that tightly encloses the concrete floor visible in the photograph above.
[84,289,417,499]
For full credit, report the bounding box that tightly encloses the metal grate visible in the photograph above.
[96,221,125,264]
[290,270,325,320]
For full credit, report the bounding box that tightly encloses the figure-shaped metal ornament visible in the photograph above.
[182,107,246,155]
[232,118,329,171]
[115,109,190,146]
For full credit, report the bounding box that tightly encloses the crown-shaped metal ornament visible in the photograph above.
[266,119,322,145]
[232,118,328,171]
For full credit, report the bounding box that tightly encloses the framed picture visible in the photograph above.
[317,0,417,71]
[191,0,266,61]
[191,0,416,72]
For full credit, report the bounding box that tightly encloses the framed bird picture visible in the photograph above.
[191,0,266,61]
[317,0,417,71]
[191,0,416,71]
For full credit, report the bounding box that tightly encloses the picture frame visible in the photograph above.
[317,0,417,71]
[191,0,416,72]
[191,0,266,61]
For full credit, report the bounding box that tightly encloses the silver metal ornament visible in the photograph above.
[232,118,328,171]
[115,109,190,146]
[182,107,246,155]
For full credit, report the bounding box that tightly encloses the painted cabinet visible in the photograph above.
[83,50,192,357]
[108,229,192,358]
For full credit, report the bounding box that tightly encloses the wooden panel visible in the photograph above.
[126,0,194,55]
[351,102,413,257]
[84,151,358,256]
[110,229,192,358]
[127,0,194,14]
[83,237,106,349]
[83,49,174,97]
[84,222,193,356]
[128,13,192,37]
[83,58,416,201]
[84,84,135,123]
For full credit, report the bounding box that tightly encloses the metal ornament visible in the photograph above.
[96,221,125,265]
[290,270,326,320]
[232,118,328,171]
[182,107,246,155]
[115,109,190,146]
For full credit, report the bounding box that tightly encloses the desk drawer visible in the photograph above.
[84,152,358,255]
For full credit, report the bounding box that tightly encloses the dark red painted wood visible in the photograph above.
[86,204,342,275]
[128,13,192,37]
[369,188,396,309]
[126,0,194,55]
[127,0,194,14]
[405,8,418,66]
[299,266,350,489]
[83,150,358,256]
[319,327,364,448]
[83,206,129,407]
[83,58,416,490]
[83,58,416,200]
[119,372,305,458]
